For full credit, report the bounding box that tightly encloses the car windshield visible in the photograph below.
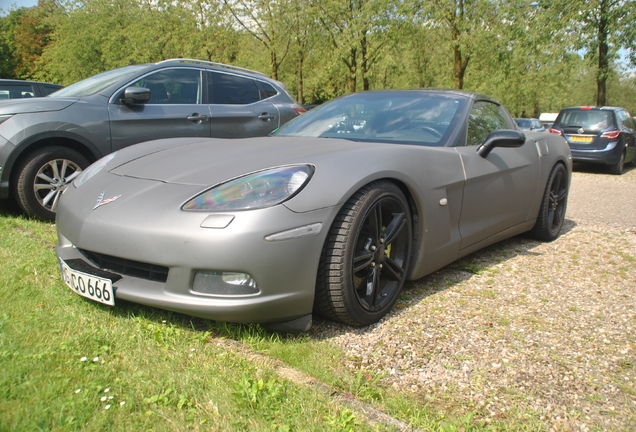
[273,92,466,146]
[555,109,614,131]
[515,119,531,128]
[51,65,147,98]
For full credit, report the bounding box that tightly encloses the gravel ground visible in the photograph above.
[311,165,636,431]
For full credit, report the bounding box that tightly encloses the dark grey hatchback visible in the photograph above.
[0,59,305,220]
[549,106,636,175]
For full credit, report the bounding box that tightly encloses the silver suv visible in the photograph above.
[0,59,305,220]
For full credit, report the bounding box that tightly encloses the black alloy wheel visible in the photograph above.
[529,163,569,241]
[315,181,412,326]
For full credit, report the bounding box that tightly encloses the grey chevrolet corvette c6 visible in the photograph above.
[55,89,572,333]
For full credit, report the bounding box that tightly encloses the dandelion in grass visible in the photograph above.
[80,356,87,362]
[104,405,111,410]
[75,389,82,394]
[101,396,107,402]
[120,401,126,406]
[92,357,99,362]
[104,388,110,393]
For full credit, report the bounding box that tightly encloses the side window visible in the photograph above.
[619,110,634,129]
[466,101,510,146]
[130,69,202,104]
[259,82,278,100]
[43,85,61,95]
[0,85,35,99]
[208,72,260,105]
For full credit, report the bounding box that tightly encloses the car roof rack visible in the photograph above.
[157,59,269,78]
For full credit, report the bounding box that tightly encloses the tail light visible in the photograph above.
[600,130,620,140]
[294,107,307,115]
[549,127,563,136]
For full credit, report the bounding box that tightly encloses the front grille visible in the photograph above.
[79,249,169,283]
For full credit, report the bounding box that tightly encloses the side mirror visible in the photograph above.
[477,129,526,158]
[121,87,150,106]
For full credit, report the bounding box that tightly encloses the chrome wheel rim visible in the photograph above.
[34,159,83,212]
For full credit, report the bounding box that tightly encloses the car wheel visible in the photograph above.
[315,181,412,326]
[609,151,625,175]
[528,163,568,241]
[14,146,89,221]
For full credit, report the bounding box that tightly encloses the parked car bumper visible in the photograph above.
[55,196,339,324]
[569,140,622,165]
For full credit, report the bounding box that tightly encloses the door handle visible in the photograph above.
[187,113,209,123]
[258,113,276,121]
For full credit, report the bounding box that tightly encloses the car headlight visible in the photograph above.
[74,152,117,188]
[182,165,314,211]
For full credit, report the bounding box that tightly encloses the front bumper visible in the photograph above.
[56,186,339,324]
[569,140,622,165]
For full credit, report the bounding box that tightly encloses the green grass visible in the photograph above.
[0,203,533,431]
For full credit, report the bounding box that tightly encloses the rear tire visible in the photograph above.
[529,163,568,241]
[314,181,412,326]
[609,151,625,175]
[14,146,89,221]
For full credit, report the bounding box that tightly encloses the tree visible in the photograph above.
[0,1,58,80]
[223,0,293,80]
[541,0,636,106]
[313,0,406,93]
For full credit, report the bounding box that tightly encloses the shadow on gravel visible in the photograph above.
[310,218,579,339]
[573,161,635,175]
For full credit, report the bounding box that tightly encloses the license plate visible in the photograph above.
[569,135,593,143]
[59,259,115,306]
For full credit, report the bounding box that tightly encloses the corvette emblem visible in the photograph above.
[94,191,122,210]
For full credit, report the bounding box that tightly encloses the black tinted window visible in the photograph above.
[43,85,61,95]
[131,69,202,104]
[259,82,278,99]
[208,72,260,104]
[467,101,510,146]
[556,109,614,131]
[0,84,35,99]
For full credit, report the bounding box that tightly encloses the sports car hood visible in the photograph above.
[0,97,79,115]
[104,135,464,214]
[109,136,388,187]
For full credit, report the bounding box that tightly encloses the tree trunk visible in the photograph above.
[343,47,357,93]
[271,50,278,81]
[297,51,304,103]
[596,1,609,106]
[453,44,469,90]
[361,32,370,91]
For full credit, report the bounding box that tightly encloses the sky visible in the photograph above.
[0,0,38,14]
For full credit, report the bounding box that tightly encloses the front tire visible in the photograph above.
[529,163,568,241]
[315,181,412,326]
[14,146,89,221]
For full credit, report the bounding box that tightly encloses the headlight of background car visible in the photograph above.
[182,165,314,211]
[74,152,118,188]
